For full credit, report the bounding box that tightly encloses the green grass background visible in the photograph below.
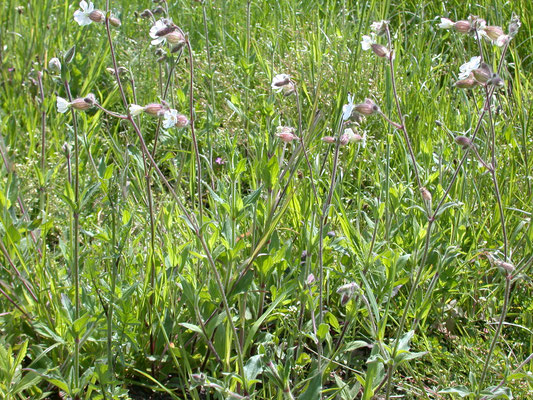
[0,0,532,398]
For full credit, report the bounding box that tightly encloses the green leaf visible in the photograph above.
[299,372,321,400]
[244,355,263,382]
[439,386,472,397]
[317,323,330,341]
[178,323,204,335]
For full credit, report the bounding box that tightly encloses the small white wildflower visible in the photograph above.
[271,74,291,92]
[162,109,179,129]
[370,20,388,35]
[342,94,355,121]
[496,34,510,47]
[149,19,168,45]
[361,34,374,51]
[438,17,454,29]
[48,58,61,73]
[73,1,95,26]
[343,128,356,142]
[129,104,144,116]
[458,56,481,80]
[56,96,70,113]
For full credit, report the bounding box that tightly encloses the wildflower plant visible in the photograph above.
[0,1,531,400]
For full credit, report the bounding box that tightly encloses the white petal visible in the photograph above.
[151,37,165,45]
[150,20,167,39]
[439,18,454,29]
[361,35,373,51]
[56,97,70,114]
[79,1,88,12]
[163,109,178,129]
[129,104,144,116]
[74,10,92,26]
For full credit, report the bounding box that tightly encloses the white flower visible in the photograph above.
[56,96,70,113]
[342,94,355,121]
[496,34,510,47]
[361,34,374,51]
[370,20,388,34]
[74,1,94,26]
[438,17,454,29]
[458,56,481,80]
[129,104,144,116]
[149,19,168,45]
[271,74,291,92]
[162,109,178,129]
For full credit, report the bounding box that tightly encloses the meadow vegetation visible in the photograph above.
[0,0,532,399]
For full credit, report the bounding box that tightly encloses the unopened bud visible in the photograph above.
[175,114,190,128]
[508,14,521,38]
[355,99,379,115]
[140,9,152,18]
[455,77,479,89]
[455,135,473,149]
[153,6,164,15]
[109,17,121,27]
[487,73,504,87]
[306,273,315,285]
[454,20,471,34]
[48,57,62,73]
[62,142,72,156]
[83,93,96,105]
[472,63,492,83]
[371,43,390,58]
[420,187,432,203]
[166,30,185,45]
[322,136,335,144]
[495,259,515,273]
[483,26,504,41]
[71,97,92,111]
[144,103,166,116]
[89,10,105,23]
[276,126,298,143]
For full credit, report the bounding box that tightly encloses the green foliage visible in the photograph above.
[0,0,532,399]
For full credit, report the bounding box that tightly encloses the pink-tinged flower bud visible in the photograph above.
[420,187,432,203]
[70,97,92,111]
[472,63,492,83]
[276,126,298,143]
[355,99,379,115]
[306,273,315,285]
[166,30,185,45]
[454,20,471,34]
[455,135,473,149]
[175,114,189,128]
[454,77,479,89]
[89,9,105,23]
[483,26,504,41]
[371,43,390,58]
[109,17,121,27]
[322,136,335,143]
[495,259,515,273]
[144,103,166,116]
[83,94,96,106]
[340,134,350,146]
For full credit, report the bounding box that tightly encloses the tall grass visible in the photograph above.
[0,0,532,399]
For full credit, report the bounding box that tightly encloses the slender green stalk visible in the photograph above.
[63,79,80,393]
